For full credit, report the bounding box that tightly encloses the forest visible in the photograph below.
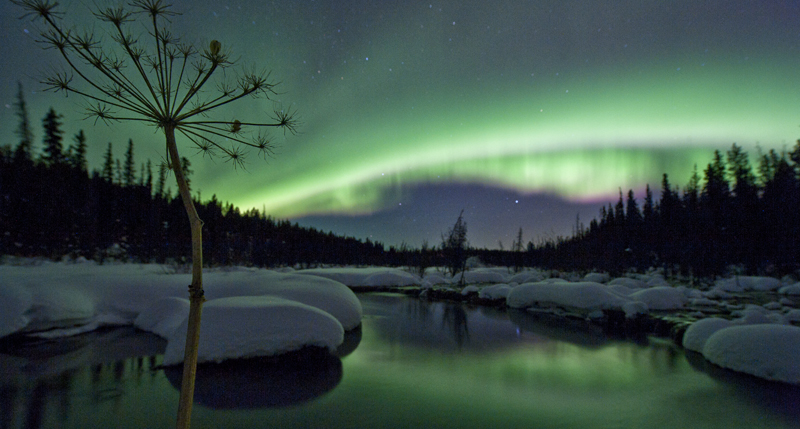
[3,86,800,277]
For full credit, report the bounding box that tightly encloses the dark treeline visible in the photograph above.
[525,143,800,278]
[0,103,412,268]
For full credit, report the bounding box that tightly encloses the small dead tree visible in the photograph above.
[11,1,297,427]
[441,210,468,286]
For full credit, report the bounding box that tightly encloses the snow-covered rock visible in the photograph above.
[162,297,344,365]
[629,286,687,310]
[422,272,450,285]
[607,277,647,289]
[0,283,31,338]
[779,283,800,295]
[461,285,480,295]
[583,272,609,283]
[507,270,545,284]
[134,297,190,338]
[785,309,800,323]
[479,284,512,300]
[682,317,733,353]
[715,276,782,292]
[702,324,800,385]
[507,281,645,317]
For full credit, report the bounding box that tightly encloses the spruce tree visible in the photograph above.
[41,107,65,166]
[13,82,34,164]
[124,139,136,187]
[101,143,114,182]
[69,130,88,172]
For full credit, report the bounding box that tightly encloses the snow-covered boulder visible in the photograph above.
[507,281,644,317]
[0,283,32,338]
[608,277,646,289]
[162,296,344,366]
[715,276,782,292]
[785,309,800,323]
[461,285,480,295]
[583,272,609,283]
[702,324,800,385]
[479,284,512,300]
[779,283,800,295]
[134,297,190,338]
[682,317,733,352]
[507,271,545,284]
[629,287,687,310]
[422,272,450,285]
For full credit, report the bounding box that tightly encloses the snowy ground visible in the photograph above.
[2,259,799,384]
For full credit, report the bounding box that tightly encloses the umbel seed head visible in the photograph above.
[209,40,221,55]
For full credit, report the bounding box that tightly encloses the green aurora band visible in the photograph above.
[228,59,800,217]
[3,0,800,222]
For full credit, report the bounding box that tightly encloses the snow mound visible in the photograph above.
[479,284,512,300]
[507,271,545,284]
[608,277,647,289]
[702,324,800,384]
[629,286,687,310]
[779,283,800,295]
[583,272,609,283]
[682,317,733,352]
[461,285,480,295]
[507,281,644,317]
[199,271,363,330]
[422,272,450,285]
[162,296,344,366]
[0,283,32,338]
[134,297,190,338]
[715,276,782,292]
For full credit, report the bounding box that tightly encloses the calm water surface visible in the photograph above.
[1,292,798,428]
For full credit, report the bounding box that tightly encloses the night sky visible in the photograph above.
[2,0,800,249]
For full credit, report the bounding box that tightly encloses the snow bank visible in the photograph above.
[629,286,687,310]
[682,317,733,352]
[702,324,800,385]
[162,296,344,365]
[0,262,364,365]
[507,281,645,317]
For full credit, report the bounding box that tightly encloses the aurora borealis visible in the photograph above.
[2,0,800,248]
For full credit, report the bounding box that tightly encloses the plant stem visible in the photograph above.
[165,124,204,429]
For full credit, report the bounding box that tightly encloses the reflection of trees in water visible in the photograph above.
[0,328,164,428]
[442,304,470,350]
[401,298,434,325]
